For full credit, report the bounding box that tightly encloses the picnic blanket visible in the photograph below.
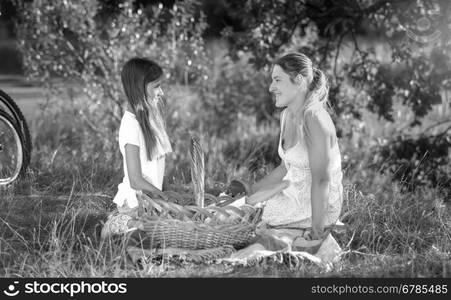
[104,196,345,270]
[215,196,344,269]
[216,222,344,270]
[124,221,344,271]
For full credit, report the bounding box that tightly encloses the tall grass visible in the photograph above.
[1,175,449,277]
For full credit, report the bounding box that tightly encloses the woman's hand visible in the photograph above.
[226,179,252,196]
[245,195,256,206]
[293,231,323,253]
[309,227,325,240]
[306,227,330,241]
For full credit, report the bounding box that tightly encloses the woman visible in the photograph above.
[244,52,343,243]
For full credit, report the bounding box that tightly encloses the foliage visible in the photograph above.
[220,0,451,186]
[15,0,209,152]
[374,133,451,191]
[222,0,451,122]
[198,52,278,136]
[12,0,451,188]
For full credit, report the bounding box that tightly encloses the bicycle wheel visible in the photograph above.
[0,89,32,175]
[0,109,24,185]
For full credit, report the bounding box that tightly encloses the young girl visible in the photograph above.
[244,52,343,243]
[102,57,172,237]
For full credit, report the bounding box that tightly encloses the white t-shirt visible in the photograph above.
[113,111,171,209]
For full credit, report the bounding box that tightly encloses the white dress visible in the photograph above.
[261,107,343,227]
[113,111,172,209]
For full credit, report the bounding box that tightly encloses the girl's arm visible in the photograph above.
[124,144,167,200]
[250,162,287,194]
[304,110,334,239]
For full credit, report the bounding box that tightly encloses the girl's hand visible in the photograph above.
[146,189,168,201]
[127,219,144,231]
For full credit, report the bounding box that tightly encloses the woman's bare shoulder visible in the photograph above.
[304,107,337,137]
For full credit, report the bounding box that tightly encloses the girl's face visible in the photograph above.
[146,80,164,104]
[269,65,306,108]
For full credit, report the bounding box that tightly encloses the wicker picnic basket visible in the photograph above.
[135,193,262,250]
[132,136,262,250]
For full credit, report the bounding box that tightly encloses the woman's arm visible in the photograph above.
[246,180,290,205]
[124,144,167,200]
[250,162,287,194]
[304,111,334,239]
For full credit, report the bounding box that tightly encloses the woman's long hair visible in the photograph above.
[274,52,329,112]
[121,57,168,160]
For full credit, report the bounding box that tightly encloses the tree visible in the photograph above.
[220,0,451,188]
[14,0,210,160]
[15,0,209,124]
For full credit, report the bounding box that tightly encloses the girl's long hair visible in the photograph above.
[121,57,168,160]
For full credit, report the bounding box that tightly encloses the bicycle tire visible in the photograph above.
[0,89,32,175]
[0,109,24,185]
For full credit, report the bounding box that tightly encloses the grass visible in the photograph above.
[1,178,449,277]
[0,135,449,277]
[0,78,450,277]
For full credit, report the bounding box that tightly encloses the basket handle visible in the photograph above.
[215,195,236,207]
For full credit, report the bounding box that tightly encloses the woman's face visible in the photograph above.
[146,80,164,104]
[269,65,305,108]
